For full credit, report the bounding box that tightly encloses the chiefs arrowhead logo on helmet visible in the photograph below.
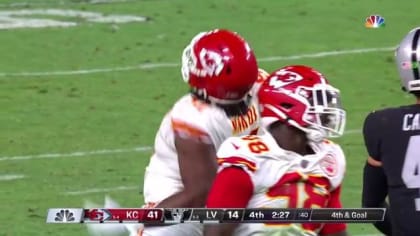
[198,48,224,77]
[181,29,259,104]
[268,69,304,89]
[182,46,225,79]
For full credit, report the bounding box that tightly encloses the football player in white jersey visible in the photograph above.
[204,65,348,236]
[140,29,269,236]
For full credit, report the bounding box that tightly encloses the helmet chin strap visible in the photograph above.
[286,119,326,143]
[303,127,326,143]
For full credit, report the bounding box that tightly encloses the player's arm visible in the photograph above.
[362,162,392,235]
[319,186,348,236]
[203,166,254,236]
[155,119,218,208]
[361,112,392,235]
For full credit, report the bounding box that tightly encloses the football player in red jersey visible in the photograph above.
[204,65,348,236]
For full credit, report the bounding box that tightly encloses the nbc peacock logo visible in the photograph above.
[365,15,385,28]
[54,209,75,222]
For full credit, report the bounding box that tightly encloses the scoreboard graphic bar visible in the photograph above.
[46,208,385,223]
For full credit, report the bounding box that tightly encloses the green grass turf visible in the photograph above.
[0,0,416,235]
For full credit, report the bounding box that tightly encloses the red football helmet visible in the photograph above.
[181,29,259,104]
[258,65,346,142]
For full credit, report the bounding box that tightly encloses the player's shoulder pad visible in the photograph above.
[366,109,379,119]
[249,68,270,96]
[363,107,394,134]
[323,140,346,187]
[257,68,270,82]
[170,95,213,142]
[329,141,346,164]
[171,94,210,116]
[172,94,218,123]
[216,136,258,173]
[324,139,345,159]
[364,106,400,122]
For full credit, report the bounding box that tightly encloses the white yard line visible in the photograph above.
[0,63,179,77]
[0,174,25,181]
[0,146,152,161]
[258,47,394,62]
[344,129,362,134]
[0,46,394,78]
[64,185,138,195]
[0,129,361,162]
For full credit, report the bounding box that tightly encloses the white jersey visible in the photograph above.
[143,94,260,204]
[216,132,346,236]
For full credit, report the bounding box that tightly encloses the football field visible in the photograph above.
[0,0,417,235]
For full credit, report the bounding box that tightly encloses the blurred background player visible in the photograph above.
[362,27,420,236]
[204,65,348,236]
[140,29,268,236]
